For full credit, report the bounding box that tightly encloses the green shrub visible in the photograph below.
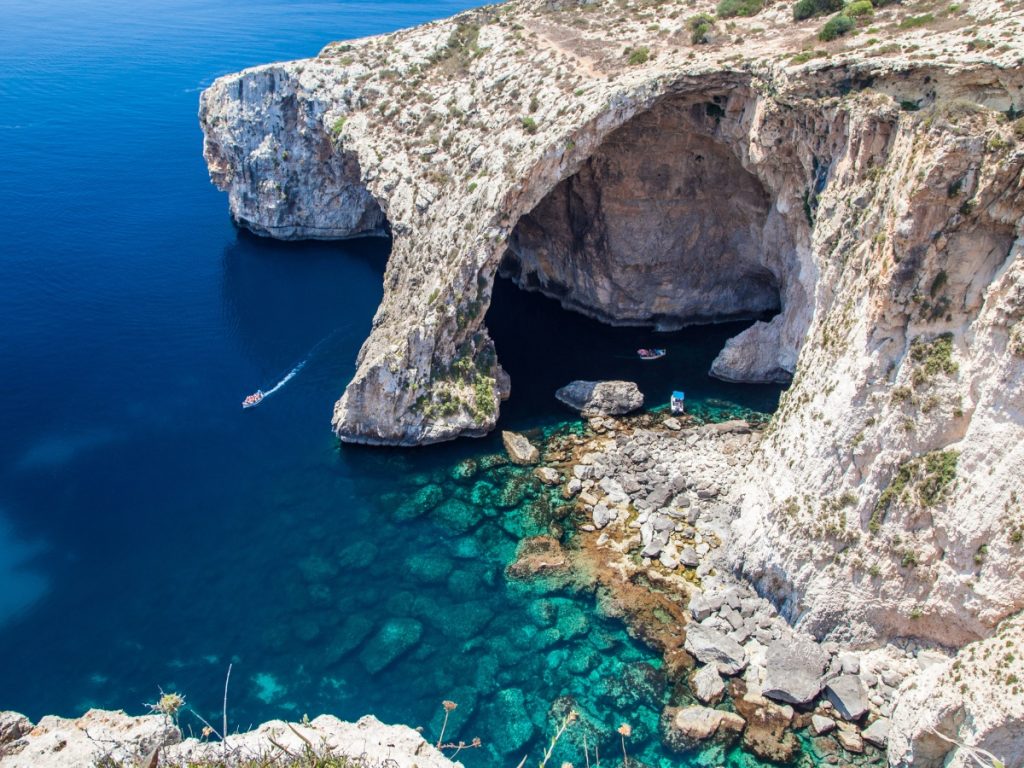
[716,0,763,18]
[521,116,538,134]
[899,13,935,29]
[846,0,873,16]
[627,45,651,64]
[791,48,827,63]
[689,13,715,43]
[793,0,843,21]
[909,332,958,383]
[819,14,855,40]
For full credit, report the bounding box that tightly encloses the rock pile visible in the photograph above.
[550,414,944,763]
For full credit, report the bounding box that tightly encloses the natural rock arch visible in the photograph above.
[493,89,812,389]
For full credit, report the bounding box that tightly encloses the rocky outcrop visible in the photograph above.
[201,0,1024,449]
[888,611,1024,768]
[200,0,1024,760]
[0,710,457,768]
[555,380,643,416]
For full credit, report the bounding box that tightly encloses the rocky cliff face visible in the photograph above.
[0,709,457,768]
[200,0,1024,762]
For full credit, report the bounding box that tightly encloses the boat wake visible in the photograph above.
[242,330,342,409]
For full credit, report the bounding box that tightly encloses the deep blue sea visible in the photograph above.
[0,1,784,765]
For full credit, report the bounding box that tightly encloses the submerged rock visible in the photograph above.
[430,498,481,534]
[483,688,536,755]
[358,618,423,674]
[323,615,376,665]
[734,691,797,763]
[555,380,643,417]
[393,483,444,521]
[506,536,571,580]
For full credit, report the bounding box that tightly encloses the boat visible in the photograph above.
[242,390,265,409]
[670,390,686,415]
[637,348,666,360]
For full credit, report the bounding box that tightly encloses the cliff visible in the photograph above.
[199,0,1024,763]
[0,709,458,768]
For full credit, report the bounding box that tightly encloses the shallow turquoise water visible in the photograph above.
[0,0,789,764]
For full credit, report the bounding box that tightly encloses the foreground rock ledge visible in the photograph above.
[0,710,458,768]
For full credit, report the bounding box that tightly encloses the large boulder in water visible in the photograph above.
[501,431,539,465]
[555,380,643,417]
[660,705,745,752]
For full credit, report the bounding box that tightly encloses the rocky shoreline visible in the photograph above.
[0,709,457,768]
[503,407,1021,766]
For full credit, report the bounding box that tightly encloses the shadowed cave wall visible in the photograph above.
[500,97,788,352]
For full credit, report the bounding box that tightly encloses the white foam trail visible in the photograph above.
[247,328,348,406]
[261,358,307,400]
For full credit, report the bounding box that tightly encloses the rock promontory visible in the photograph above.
[199,0,1024,765]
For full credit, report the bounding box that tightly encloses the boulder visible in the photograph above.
[811,714,836,735]
[592,504,616,529]
[762,636,828,704]
[861,717,890,748]
[555,380,643,417]
[825,674,868,721]
[679,546,700,568]
[734,693,797,763]
[533,466,560,485]
[501,431,539,465]
[840,653,861,675]
[684,624,747,675]
[691,664,726,705]
[688,593,723,621]
[835,723,864,753]
[660,705,745,752]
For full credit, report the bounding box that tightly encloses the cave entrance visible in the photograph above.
[485,276,785,431]
[488,94,792,428]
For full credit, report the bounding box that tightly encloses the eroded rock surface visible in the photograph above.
[0,711,457,768]
[555,380,644,417]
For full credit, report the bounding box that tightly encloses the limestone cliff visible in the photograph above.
[0,709,457,768]
[200,0,1024,761]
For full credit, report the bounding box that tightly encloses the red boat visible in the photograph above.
[242,390,264,409]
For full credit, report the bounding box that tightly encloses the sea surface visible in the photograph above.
[0,1,784,765]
